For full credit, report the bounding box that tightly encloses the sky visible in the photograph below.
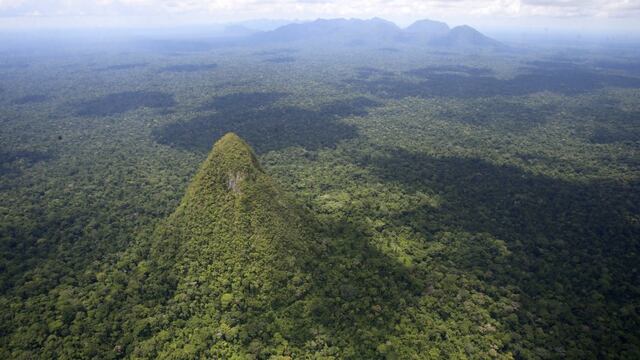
[0,0,639,35]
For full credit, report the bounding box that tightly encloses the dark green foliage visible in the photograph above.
[355,67,394,78]
[595,60,640,73]
[154,96,380,153]
[1,42,639,359]
[129,133,319,357]
[591,125,640,143]
[0,150,51,166]
[96,63,148,71]
[253,48,299,56]
[0,150,52,176]
[525,60,582,70]
[160,64,218,72]
[139,40,217,53]
[263,57,296,63]
[377,47,400,52]
[199,92,288,112]
[12,95,48,105]
[346,64,640,99]
[73,91,176,117]
[406,65,493,77]
[0,62,29,69]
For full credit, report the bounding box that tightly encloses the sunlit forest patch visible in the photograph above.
[0,34,639,359]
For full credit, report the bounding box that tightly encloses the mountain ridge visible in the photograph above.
[249,17,502,48]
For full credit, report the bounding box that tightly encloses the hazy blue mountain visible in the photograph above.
[429,25,504,48]
[404,19,450,41]
[249,17,502,49]
[251,17,403,46]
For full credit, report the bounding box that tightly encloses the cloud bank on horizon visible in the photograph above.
[0,0,639,30]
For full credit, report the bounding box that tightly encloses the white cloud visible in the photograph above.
[1,0,639,30]
[0,0,26,9]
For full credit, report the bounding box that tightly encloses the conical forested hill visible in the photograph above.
[128,133,429,359]
[134,133,320,358]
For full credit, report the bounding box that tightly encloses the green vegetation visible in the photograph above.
[0,42,639,359]
[74,91,176,117]
[160,64,218,73]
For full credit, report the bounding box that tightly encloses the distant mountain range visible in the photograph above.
[248,17,503,49]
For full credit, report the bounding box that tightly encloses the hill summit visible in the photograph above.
[184,132,262,195]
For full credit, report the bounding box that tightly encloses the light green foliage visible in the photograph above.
[0,44,639,359]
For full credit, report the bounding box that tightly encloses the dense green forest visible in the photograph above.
[1,39,639,359]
